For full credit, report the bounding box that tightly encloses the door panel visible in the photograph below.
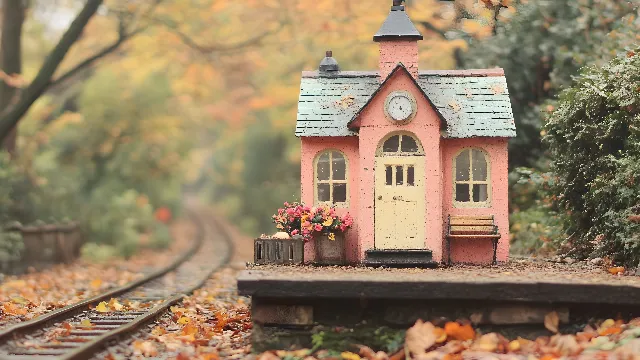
[374,156,425,249]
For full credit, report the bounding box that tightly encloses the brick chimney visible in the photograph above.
[374,0,423,80]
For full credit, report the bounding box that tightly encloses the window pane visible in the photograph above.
[400,136,419,153]
[456,184,470,202]
[385,166,392,185]
[333,184,347,203]
[473,184,488,202]
[383,135,400,153]
[317,183,330,201]
[332,152,346,180]
[317,153,330,181]
[455,150,470,181]
[472,150,487,181]
[407,166,415,186]
[396,166,403,185]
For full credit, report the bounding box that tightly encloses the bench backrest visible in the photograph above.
[448,215,497,235]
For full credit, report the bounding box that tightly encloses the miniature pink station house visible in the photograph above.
[297,1,516,266]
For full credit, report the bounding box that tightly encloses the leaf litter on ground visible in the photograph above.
[0,219,193,328]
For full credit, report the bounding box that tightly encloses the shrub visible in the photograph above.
[149,223,172,250]
[80,243,118,263]
[0,230,24,263]
[544,48,640,265]
[509,168,565,256]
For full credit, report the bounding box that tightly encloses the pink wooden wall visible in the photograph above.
[355,69,444,262]
[441,138,510,263]
[300,137,360,263]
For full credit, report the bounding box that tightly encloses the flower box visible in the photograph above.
[254,237,304,265]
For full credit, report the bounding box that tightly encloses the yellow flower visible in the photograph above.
[323,218,333,226]
[328,233,336,241]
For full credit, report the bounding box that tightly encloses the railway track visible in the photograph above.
[0,206,234,360]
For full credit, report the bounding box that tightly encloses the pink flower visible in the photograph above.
[286,208,295,215]
[291,229,299,235]
[314,224,323,232]
[284,202,290,207]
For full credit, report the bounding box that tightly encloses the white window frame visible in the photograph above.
[453,148,491,208]
[314,150,349,207]
[375,132,424,157]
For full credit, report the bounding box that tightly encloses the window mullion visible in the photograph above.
[468,151,473,201]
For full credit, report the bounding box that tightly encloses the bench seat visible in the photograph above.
[446,215,500,265]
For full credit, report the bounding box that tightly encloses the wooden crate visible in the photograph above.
[254,237,304,265]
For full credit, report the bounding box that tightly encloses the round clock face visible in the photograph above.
[386,93,415,122]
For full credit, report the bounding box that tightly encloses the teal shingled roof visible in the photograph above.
[295,69,516,138]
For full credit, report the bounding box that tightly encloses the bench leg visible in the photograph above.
[446,237,451,266]
[492,239,498,265]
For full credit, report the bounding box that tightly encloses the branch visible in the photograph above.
[419,21,447,39]
[0,0,103,142]
[153,17,283,54]
[48,26,146,90]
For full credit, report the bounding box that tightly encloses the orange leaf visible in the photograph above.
[445,322,475,341]
[2,302,28,316]
[434,327,447,343]
[608,267,625,275]
[182,322,198,337]
[599,327,622,336]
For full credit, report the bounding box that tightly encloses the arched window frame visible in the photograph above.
[452,148,492,208]
[314,150,349,207]
[375,132,424,157]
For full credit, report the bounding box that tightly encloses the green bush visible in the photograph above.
[509,168,565,256]
[0,230,24,263]
[544,48,640,265]
[149,222,172,250]
[80,243,118,263]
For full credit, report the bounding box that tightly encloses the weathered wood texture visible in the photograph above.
[238,268,640,305]
[254,238,304,265]
[2,223,84,274]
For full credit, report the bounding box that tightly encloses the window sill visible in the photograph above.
[453,201,492,209]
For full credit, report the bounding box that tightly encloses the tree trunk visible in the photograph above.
[0,0,103,145]
[0,0,26,155]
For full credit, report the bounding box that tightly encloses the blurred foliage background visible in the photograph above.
[0,0,638,262]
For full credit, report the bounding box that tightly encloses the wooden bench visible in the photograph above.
[446,215,500,265]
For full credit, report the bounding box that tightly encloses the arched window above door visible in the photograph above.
[378,133,423,156]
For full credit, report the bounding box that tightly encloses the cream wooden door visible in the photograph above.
[374,156,425,249]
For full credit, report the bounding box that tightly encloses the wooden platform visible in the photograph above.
[238,261,640,352]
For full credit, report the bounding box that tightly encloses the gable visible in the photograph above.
[347,63,446,129]
[295,69,517,138]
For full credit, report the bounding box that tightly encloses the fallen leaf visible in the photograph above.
[550,334,581,356]
[177,316,191,324]
[508,339,521,351]
[434,327,447,343]
[80,319,93,327]
[405,320,437,358]
[444,322,475,341]
[471,333,499,352]
[2,302,28,316]
[182,322,198,336]
[545,311,559,333]
[342,352,361,360]
[108,298,124,311]
[356,344,377,359]
[95,301,109,313]
[133,340,158,357]
[90,279,103,289]
[608,267,625,275]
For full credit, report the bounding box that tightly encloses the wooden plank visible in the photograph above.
[450,225,496,235]
[237,269,640,304]
[450,219,495,226]
[451,215,494,221]
[447,234,500,239]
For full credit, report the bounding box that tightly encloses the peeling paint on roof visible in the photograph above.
[295,69,517,138]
